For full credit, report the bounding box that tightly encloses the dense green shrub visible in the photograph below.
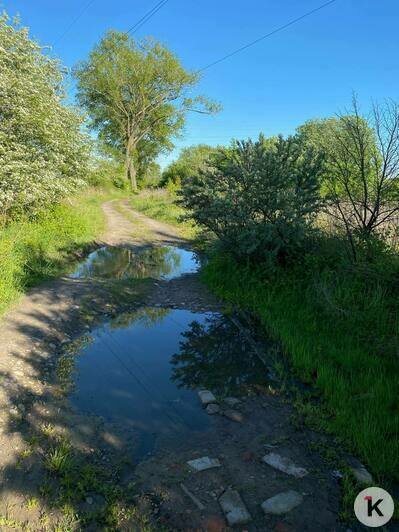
[0,14,90,220]
[179,134,323,264]
[161,144,216,187]
[87,158,128,190]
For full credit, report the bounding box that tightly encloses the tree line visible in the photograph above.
[0,13,217,221]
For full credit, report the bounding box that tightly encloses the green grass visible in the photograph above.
[203,250,399,483]
[129,189,196,239]
[0,188,124,315]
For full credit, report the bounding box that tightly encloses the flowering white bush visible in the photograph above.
[0,14,89,219]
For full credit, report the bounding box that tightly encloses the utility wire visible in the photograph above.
[102,324,197,430]
[100,331,187,428]
[53,0,96,46]
[126,0,169,35]
[198,0,338,72]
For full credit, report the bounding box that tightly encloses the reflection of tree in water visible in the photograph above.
[76,246,182,280]
[171,314,269,395]
[109,306,170,330]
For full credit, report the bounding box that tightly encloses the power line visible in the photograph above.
[53,0,96,46]
[126,0,169,35]
[198,0,338,72]
[100,331,187,429]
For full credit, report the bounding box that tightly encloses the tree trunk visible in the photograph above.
[128,157,137,191]
[125,137,137,192]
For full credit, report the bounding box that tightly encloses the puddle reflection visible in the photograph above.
[70,310,270,461]
[69,245,199,280]
[172,314,270,395]
[71,308,212,460]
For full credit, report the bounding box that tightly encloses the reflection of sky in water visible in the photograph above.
[69,245,199,280]
[71,309,271,460]
[71,308,213,459]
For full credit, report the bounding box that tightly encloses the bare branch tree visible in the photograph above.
[324,97,399,259]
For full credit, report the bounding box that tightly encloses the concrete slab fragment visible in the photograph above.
[187,456,221,472]
[219,489,252,526]
[261,490,303,515]
[262,452,308,478]
[198,390,217,406]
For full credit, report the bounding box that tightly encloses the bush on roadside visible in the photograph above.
[179,134,324,265]
[0,14,90,221]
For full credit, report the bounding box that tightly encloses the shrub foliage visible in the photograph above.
[180,134,323,264]
[0,14,89,220]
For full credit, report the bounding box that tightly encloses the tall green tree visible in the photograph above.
[161,144,216,187]
[0,14,89,220]
[74,31,218,191]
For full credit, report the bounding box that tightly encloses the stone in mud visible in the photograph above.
[224,397,241,407]
[219,489,251,526]
[223,409,243,423]
[350,463,373,484]
[261,490,303,515]
[198,390,217,406]
[331,469,343,481]
[262,452,308,478]
[187,456,221,472]
[206,403,220,415]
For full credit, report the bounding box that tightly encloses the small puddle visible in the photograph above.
[69,245,199,280]
[70,310,270,461]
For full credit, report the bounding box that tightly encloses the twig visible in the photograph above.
[180,483,205,511]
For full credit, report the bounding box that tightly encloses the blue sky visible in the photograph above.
[2,0,399,168]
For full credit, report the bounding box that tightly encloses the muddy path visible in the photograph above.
[0,199,368,530]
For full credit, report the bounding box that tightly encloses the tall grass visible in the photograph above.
[0,189,120,315]
[203,248,399,482]
[129,189,196,239]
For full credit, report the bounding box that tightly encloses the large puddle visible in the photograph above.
[70,309,270,460]
[69,245,199,280]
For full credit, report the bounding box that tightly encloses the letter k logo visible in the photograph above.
[364,495,384,517]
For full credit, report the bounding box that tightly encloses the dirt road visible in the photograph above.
[0,200,357,530]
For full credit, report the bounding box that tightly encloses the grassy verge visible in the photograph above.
[129,189,196,239]
[0,188,125,315]
[203,250,399,483]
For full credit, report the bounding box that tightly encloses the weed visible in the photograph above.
[56,354,75,394]
[0,515,21,528]
[26,497,39,510]
[44,440,73,475]
[339,471,359,522]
